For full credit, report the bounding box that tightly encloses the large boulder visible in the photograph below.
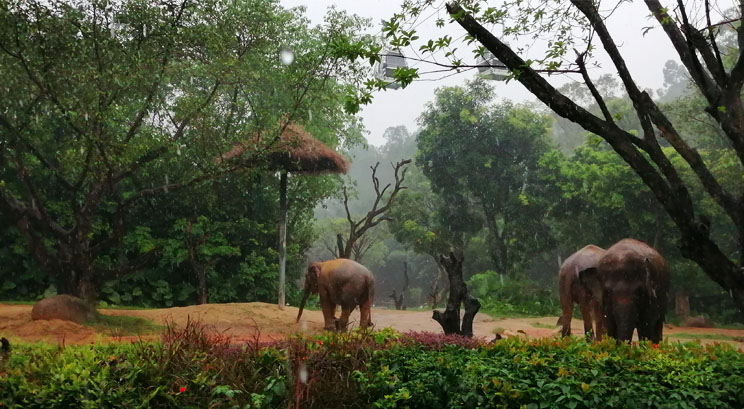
[31,295,96,324]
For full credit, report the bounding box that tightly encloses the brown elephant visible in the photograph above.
[579,239,669,343]
[296,258,375,331]
[557,245,606,339]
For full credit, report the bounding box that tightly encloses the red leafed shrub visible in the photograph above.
[399,331,487,349]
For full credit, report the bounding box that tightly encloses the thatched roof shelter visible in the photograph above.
[216,121,349,310]
[217,122,349,174]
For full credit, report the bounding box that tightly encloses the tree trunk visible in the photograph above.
[278,171,288,309]
[432,252,481,337]
[389,290,403,310]
[483,207,509,276]
[336,233,347,258]
[186,219,209,305]
[55,267,99,308]
[187,247,208,305]
[675,292,690,321]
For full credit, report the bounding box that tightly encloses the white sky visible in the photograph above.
[280,0,693,146]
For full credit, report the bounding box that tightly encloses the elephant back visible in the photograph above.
[559,244,605,280]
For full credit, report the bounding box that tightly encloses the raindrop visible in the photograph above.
[279,47,294,65]
[299,362,308,383]
[164,174,169,193]
[142,25,147,37]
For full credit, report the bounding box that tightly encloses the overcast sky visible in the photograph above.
[279,0,704,146]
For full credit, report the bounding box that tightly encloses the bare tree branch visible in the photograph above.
[338,159,411,259]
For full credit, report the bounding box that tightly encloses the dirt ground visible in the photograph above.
[1,302,743,347]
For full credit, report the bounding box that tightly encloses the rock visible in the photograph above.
[31,295,96,324]
[683,315,713,328]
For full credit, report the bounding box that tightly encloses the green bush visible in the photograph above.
[1,327,743,408]
[469,272,560,317]
[358,337,744,409]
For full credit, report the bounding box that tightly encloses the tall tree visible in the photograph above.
[0,0,366,305]
[416,79,554,277]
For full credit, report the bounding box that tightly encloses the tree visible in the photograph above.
[431,252,480,336]
[336,159,411,260]
[340,1,744,318]
[416,79,554,277]
[0,0,367,305]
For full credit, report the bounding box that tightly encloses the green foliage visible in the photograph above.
[0,0,367,303]
[4,329,743,409]
[84,314,164,336]
[469,272,560,317]
[416,79,554,276]
[0,322,290,408]
[360,337,744,409]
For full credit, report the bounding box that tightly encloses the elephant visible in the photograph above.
[295,258,375,331]
[557,245,606,339]
[579,239,669,343]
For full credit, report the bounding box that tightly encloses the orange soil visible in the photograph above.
[1,302,742,347]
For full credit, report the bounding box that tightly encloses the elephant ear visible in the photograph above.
[644,258,657,299]
[578,267,601,298]
[305,263,322,290]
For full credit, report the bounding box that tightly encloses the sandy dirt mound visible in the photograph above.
[1,302,742,347]
[0,304,98,344]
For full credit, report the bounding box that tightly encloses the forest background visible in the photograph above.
[0,0,741,325]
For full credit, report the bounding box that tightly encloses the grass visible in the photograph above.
[717,323,744,330]
[669,332,742,341]
[85,314,163,336]
[0,300,36,305]
[96,303,156,310]
[531,321,558,329]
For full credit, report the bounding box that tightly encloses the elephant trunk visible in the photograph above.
[296,288,310,323]
[613,302,636,342]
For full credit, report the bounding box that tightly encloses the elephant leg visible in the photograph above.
[639,311,664,344]
[559,298,573,338]
[651,318,664,344]
[321,302,337,331]
[336,306,354,331]
[602,299,617,341]
[360,300,373,329]
[591,299,605,341]
[579,301,594,340]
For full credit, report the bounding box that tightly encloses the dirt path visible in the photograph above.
[1,302,742,346]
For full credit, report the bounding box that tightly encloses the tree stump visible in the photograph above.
[675,292,690,321]
[389,262,410,310]
[432,252,481,337]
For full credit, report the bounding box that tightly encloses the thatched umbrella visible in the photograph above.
[217,122,349,308]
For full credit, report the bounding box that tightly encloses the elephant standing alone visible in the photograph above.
[296,258,375,331]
